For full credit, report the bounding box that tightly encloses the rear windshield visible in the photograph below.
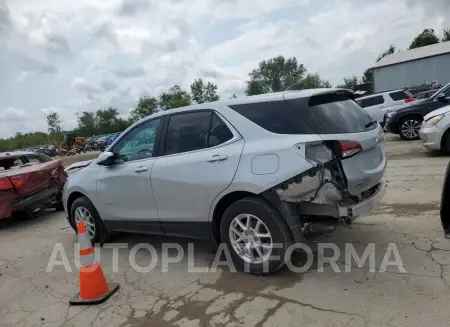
[0,156,24,171]
[229,94,375,135]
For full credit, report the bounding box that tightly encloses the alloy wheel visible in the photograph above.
[229,213,273,264]
[74,206,96,240]
[401,120,421,139]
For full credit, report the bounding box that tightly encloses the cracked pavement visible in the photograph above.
[1,135,450,327]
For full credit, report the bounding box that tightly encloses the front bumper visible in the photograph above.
[419,126,442,150]
[384,119,397,134]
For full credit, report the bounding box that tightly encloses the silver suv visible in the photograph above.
[63,88,387,274]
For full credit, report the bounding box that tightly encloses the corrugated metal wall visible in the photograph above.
[373,54,450,93]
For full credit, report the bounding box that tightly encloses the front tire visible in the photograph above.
[220,197,293,275]
[70,197,109,244]
[399,116,422,140]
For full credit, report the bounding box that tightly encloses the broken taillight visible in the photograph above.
[339,141,362,159]
[0,177,14,190]
[10,178,24,188]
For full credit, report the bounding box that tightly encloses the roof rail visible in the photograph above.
[285,83,304,91]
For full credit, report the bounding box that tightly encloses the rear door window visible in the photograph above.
[228,101,314,134]
[287,93,375,134]
[208,113,234,147]
[389,90,413,101]
[164,111,212,155]
[357,95,384,108]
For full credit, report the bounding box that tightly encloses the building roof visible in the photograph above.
[372,42,450,69]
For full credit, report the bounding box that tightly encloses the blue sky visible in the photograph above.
[0,0,449,138]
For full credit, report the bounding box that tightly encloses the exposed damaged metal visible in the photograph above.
[261,140,387,239]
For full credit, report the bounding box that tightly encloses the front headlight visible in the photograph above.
[423,114,445,128]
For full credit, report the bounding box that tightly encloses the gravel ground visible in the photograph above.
[1,135,450,327]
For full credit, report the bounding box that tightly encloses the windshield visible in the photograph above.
[430,83,450,100]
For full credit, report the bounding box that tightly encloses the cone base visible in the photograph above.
[69,283,119,305]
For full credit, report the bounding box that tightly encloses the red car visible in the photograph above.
[0,151,67,219]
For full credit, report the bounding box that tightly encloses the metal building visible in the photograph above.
[371,42,450,93]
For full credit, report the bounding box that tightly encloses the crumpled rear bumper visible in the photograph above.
[337,180,387,219]
[296,180,387,219]
[12,188,61,215]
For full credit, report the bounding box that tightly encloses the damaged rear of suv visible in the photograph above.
[63,87,386,275]
[222,89,386,273]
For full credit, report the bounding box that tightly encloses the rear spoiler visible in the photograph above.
[308,90,355,106]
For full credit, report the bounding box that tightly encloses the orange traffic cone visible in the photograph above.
[69,221,119,305]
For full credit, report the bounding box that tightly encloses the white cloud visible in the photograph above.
[2,107,28,121]
[0,0,449,138]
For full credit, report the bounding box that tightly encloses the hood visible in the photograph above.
[391,98,432,115]
[424,105,450,120]
[65,160,92,173]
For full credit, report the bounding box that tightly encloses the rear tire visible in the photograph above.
[220,197,293,275]
[70,197,109,244]
[399,116,422,140]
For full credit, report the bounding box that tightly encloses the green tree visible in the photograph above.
[337,76,359,90]
[76,111,97,136]
[301,73,332,89]
[409,29,440,49]
[377,45,396,62]
[245,56,306,95]
[362,68,373,84]
[129,97,158,123]
[443,28,450,42]
[96,107,122,134]
[190,78,220,104]
[46,112,62,134]
[159,85,191,110]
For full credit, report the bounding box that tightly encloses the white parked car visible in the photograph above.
[356,89,415,124]
[419,105,450,152]
[63,88,387,274]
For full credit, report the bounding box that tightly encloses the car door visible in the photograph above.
[151,110,244,240]
[96,118,163,234]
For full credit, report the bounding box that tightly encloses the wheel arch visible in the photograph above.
[210,191,257,243]
[67,191,93,221]
[441,126,450,151]
[396,114,423,136]
[209,187,299,244]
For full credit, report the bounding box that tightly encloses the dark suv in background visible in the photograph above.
[384,83,450,140]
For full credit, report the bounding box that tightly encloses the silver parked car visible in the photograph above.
[419,104,450,152]
[63,88,387,274]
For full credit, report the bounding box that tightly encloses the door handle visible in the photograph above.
[134,166,149,172]
[207,154,228,163]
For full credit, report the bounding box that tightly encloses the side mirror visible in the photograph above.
[437,93,448,102]
[96,152,117,166]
